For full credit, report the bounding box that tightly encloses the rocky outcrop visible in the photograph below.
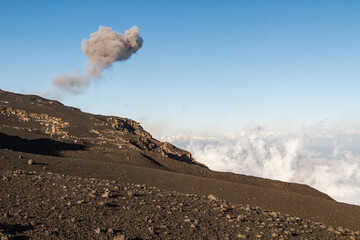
[107,117,152,139]
[0,91,202,167]
[107,117,201,165]
[0,107,69,136]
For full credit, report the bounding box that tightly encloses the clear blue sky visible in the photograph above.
[1,0,360,136]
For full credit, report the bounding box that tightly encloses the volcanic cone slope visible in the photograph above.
[1,89,360,239]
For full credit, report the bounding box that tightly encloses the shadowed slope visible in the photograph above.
[0,132,87,156]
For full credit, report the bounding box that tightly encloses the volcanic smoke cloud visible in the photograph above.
[52,25,143,95]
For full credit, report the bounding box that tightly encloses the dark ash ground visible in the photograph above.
[1,169,358,240]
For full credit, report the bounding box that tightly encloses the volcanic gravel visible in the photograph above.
[1,169,359,240]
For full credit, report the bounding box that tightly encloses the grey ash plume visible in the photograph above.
[52,25,143,95]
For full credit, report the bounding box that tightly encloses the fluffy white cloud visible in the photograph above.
[162,124,360,205]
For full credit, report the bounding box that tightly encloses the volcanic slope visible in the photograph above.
[1,169,359,240]
[1,89,360,235]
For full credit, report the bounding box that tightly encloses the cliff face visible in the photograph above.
[0,89,203,167]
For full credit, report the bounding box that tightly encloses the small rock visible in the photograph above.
[108,228,114,234]
[208,194,217,201]
[113,235,125,240]
[237,215,245,222]
[95,228,101,234]
[337,227,345,233]
[102,189,112,198]
[237,233,247,239]
[28,159,34,165]
[1,234,9,240]
[89,193,96,198]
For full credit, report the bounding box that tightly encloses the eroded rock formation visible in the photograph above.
[0,91,200,167]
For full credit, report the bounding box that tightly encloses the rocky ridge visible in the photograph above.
[0,89,200,166]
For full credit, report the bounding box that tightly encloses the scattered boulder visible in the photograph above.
[208,194,217,201]
[113,235,125,240]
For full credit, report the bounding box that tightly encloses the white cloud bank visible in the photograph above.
[161,123,360,205]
